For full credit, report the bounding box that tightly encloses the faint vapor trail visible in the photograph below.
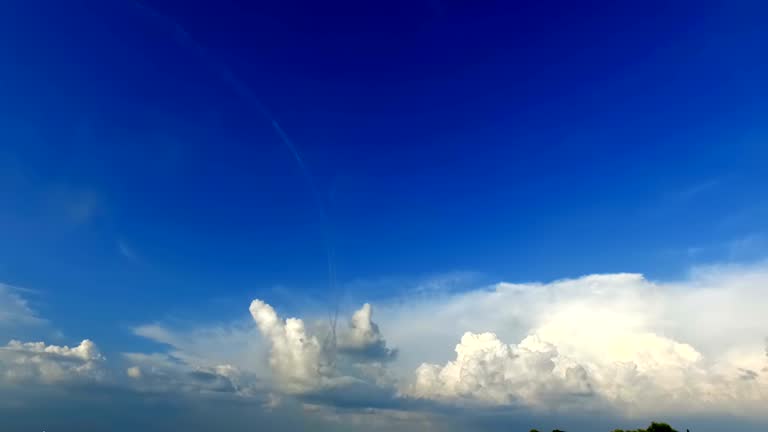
[131,0,341,359]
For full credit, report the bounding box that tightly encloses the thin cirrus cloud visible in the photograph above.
[118,239,138,261]
[0,283,45,327]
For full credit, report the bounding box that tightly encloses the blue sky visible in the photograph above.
[1,1,768,431]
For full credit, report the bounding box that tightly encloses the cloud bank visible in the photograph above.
[391,270,768,417]
[128,263,768,426]
[3,262,768,431]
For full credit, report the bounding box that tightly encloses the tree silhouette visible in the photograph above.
[528,421,681,432]
[646,423,677,432]
[610,421,679,432]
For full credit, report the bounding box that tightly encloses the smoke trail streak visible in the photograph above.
[131,0,341,362]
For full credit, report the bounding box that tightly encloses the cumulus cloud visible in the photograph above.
[132,301,392,401]
[0,339,105,383]
[248,299,400,406]
[0,283,44,326]
[338,303,397,362]
[397,270,768,417]
[127,300,402,412]
[126,263,768,426]
[407,332,591,408]
[249,299,333,393]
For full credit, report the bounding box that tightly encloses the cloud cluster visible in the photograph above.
[0,339,105,383]
[114,262,768,427]
[248,300,398,395]
[398,271,768,417]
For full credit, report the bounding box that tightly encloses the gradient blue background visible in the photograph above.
[1,0,767,355]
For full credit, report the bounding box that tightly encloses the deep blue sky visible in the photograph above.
[1,0,767,350]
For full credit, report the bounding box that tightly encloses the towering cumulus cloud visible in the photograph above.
[338,303,397,362]
[248,299,399,402]
[249,299,329,393]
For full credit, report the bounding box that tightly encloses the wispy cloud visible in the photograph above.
[677,178,721,201]
[0,284,45,327]
[118,240,138,261]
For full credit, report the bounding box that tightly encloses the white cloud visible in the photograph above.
[247,299,401,398]
[0,283,44,326]
[396,269,768,417]
[0,339,105,383]
[337,303,397,361]
[127,262,768,423]
[407,332,591,408]
[130,299,399,413]
[249,299,333,393]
